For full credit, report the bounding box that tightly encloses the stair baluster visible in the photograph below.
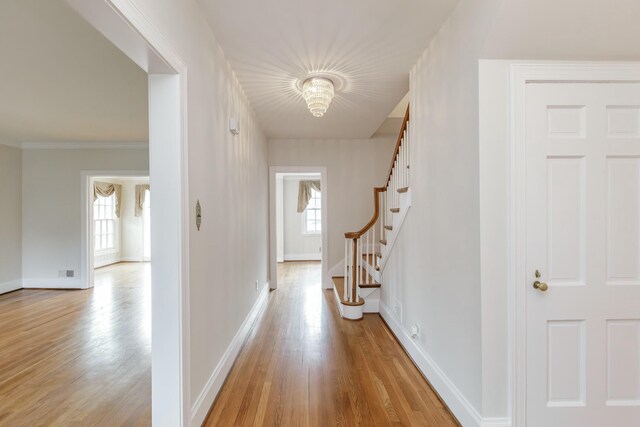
[336,105,409,317]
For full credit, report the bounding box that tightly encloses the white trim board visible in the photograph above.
[190,282,270,426]
[22,278,83,289]
[20,141,148,150]
[0,279,23,294]
[507,62,640,427]
[283,254,322,261]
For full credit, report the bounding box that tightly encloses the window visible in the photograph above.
[94,194,116,251]
[303,188,321,234]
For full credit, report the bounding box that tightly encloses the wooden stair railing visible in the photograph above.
[338,105,410,307]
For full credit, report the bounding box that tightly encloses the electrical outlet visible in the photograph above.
[393,300,402,319]
[411,324,421,339]
[255,280,259,291]
[66,270,75,278]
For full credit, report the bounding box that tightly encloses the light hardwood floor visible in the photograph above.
[205,261,459,426]
[0,262,151,426]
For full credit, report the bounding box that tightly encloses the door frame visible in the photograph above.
[509,62,640,426]
[81,169,149,288]
[65,0,191,424]
[269,166,329,290]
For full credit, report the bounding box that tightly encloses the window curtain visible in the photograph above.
[135,184,150,217]
[93,182,122,218]
[297,180,321,213]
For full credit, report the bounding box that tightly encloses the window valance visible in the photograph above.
[297,180,321,213]
[93,182,122,218]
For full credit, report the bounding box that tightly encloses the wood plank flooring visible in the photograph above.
[0,262,151,426]
[205,261,458,426]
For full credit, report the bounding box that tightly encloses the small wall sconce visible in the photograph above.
[229,117,240,135]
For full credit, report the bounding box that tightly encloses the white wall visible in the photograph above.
[0,144,22,292]
[120,178,149,262]
[21,148,149,284]
[283,177,322,261]
[269,137,395,269]
[380,0,504,423]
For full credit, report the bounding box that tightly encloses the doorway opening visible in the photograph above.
[269,167,329,291]
[275,172,323,290]
[66,0,190,423]
[87,174,151,289]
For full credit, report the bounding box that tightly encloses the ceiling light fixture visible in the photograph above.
[302,77,334,118]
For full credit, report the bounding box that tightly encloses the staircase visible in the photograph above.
[333,105,411,320]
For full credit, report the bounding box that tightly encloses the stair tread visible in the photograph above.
[332,278,367,306]
[359,283,381,289]
[380,239,387,245]
[397,187,409,193]
[384,225,393,231]
[333,276,381,288]
[390,208,400,213]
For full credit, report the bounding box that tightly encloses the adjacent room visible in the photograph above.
[0,0,153,424]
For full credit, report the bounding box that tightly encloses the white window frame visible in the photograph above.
[93,193,117,253]
[303,187,321,235]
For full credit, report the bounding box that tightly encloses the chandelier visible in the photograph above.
[302,77,334,118]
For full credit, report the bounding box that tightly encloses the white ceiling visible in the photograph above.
[198,0,458,139]
[0,0,148,144]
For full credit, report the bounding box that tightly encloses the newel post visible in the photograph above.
[352,238,358,303]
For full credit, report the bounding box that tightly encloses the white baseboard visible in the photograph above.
[0,279,23,294]
[482,417,512,427]
[22,278,84,289]
[283,253,321,261]
[120,257,145,262]
[191,283,270,426]
[379,301,483,427]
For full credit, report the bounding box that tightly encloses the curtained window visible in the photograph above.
[135,184,150,217]
[302,185,321,234]
[94,193,116,251]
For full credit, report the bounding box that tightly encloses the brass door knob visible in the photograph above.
[533,281,548,292]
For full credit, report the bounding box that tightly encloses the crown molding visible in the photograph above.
[0,140,22,148]
[20,141,149,150]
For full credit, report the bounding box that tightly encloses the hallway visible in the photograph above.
[0,262,151,426]
[205,261,458,426]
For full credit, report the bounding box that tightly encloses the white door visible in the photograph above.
[526,83,640,426]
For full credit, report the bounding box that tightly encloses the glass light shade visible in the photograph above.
[302,77,334,118]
